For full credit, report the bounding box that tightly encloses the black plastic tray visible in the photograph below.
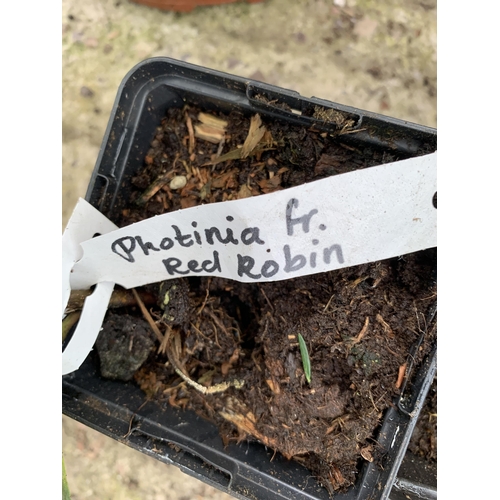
[390,451,437,500]
[63,57,437,500]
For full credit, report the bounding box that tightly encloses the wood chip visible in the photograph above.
[211,170,236,189]
[198,112,228,130]
[194,123,226,144]
[395,362,407,389]
[180,197,197,209]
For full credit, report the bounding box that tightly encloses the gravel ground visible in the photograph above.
[62,0,436,498]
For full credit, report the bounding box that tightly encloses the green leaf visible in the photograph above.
[298,333,311,385]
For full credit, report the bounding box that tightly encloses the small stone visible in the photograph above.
[293,32,306,43]
[169,175,187,190]
[80,86,95,98]
[72,31,84,43]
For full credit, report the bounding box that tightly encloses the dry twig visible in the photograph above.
[136,174,171,206]
[348,317,370,346]
[166,345,244,395]
[132,288,164,343]
[158,324,173,355]
[185,111,195,154]
[66,288,156,312]
[62,311,81,341]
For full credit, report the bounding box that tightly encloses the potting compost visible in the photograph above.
[408,376,437,462]
[91,105,437,494]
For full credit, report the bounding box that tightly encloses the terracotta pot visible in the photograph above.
[130,0,265,13]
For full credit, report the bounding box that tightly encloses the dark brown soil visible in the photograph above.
[95,312,156,381]
[96,106,437,494]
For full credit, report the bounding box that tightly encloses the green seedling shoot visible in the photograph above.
[297,333,311,384]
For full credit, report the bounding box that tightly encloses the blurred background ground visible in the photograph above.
[62,0,436,498]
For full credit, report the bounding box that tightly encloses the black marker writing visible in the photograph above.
[191,222,202,245]
[286,198,318,236]
[163,251,221,276]
[110,218,266,263]
[283,244,306,273]
[241,227,265,245]
[237,255,262,279]
[323,244,344,264]
[136,236,160,255]
[160,237,174,250]
[111,236,136,262]
[204,226,239,245]
[108,199,344,282]
[237,255,280,279]
[172,225,194,247]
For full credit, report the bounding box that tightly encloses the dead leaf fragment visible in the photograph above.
[265,379,281,394]
[221,363,232,376]
[228,348,240,365]
[237,184,253,199]
[241,114,267,159]
[203,147,242,166]
[360,445,374,462]
[211,170,236,189]
[180,197,197,209]
[202,115,272,167]
[220,399,283,454]
[136,174,170,206]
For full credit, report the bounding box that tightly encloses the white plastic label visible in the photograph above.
[62,199,118,375]
[70,152,436,290]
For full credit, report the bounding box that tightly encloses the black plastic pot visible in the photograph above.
[390,451,437,500]
[62,57,437,500]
